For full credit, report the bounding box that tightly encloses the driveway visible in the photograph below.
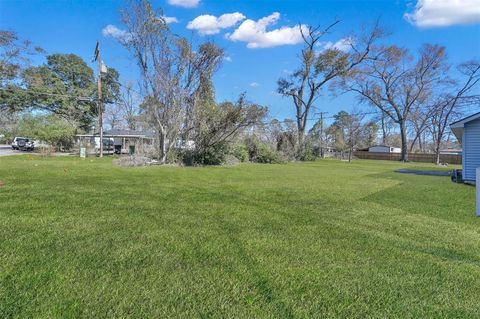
[0,145,23,157]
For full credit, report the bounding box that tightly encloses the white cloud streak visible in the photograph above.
[167,0,200,8]
[162,16,179,24]
[227,12,307,48]
[102,25,131,41]
[187,13,246,35]
[102,17,177,42]
[319,37,354,52]
[404,0,480,27]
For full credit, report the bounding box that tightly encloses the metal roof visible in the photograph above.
[76,129,154,139]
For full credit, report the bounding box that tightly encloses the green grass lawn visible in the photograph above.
[0,156,478,318]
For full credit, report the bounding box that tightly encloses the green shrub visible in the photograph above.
[231,143,249,162]
[181,143,230,166]
[245,137,284,164]
[298,143,318,161]
[18,114,75,151]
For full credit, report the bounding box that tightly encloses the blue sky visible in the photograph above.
[1,0,480,124]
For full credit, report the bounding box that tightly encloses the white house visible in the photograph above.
[450,112,480,184]
[368,145,401,153]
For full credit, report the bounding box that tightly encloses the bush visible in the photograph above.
[18,114,75,151]
[180,143,230,166]
[231,143,249,162]
[298,143,318,161]
[245,137,284,164]
[224,154,241,166]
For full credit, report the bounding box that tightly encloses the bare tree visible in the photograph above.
[347,44,447,161]
[429,61,480,164]
[277,21,383,157]
[118,81,140,130]
[105,103,123,130]
[408,104,433,152]
[119,0,223,162]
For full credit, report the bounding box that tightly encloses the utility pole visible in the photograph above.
[94,41,103,157]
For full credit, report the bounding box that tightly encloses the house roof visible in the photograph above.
[76,129,154,139]
[369,145,399,148]
[450,112,480,143]
[104,129,155,138]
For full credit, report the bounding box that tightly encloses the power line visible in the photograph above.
[259,110,382,126]
[2,85,477,127]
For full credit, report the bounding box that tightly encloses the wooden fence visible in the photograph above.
[353,151,462,165]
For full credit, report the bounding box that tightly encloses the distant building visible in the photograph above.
[368,145,401,153]
[75,129,154,154]
[450,112,480,184]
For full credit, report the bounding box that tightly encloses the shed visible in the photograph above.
[450,112,480,184]
[368,145,401,153]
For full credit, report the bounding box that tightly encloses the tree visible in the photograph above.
[18,114,76,151]
[308,115,328,157]
[0,30,44,112]
[119,0,224,162]
[429,61,480,164]
[327,110,375,162]
[0,30,44,84]
[17,54,120,131]
[329,111,362,162]
[2,52,119,132]
[187,93,267,165]
[347,44,447,161]
[277,21,383,157]
[0,109,20,142]
[105,103,124,130]
[408,105,432,152]
[118,81,140,130]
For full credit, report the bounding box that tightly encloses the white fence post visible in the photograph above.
[477,168,480,217]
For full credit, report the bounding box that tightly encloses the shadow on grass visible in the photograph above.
[359,170,476,223]
[213,214,294,318]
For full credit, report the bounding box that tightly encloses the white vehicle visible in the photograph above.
[11,137,35,151]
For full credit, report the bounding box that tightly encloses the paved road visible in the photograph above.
[0,145,24,157]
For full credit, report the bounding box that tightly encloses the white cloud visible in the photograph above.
[187,13,246,35]
[250,82,260,87]
[102,25,131,41]
[319,37,354,52]
[405,0,480,27]
[224,56,232,62]
[162,16,179,24]
[103,17,177,42]
[227,12,308,48]
[168,0,200,8]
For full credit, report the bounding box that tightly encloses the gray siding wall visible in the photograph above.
[464,118,480,182]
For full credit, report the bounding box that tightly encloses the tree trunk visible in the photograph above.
[381,113,387,145]
[157,130,167,163]
[434,135,442,165]
[297,129,305,158]
[399,120,408,162]
[409,133,419,153]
